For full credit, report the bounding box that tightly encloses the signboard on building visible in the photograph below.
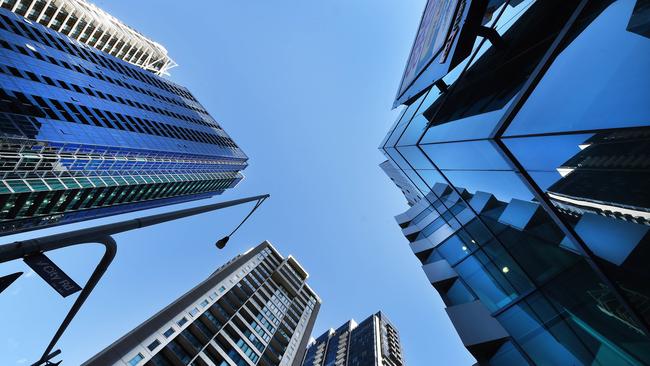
[398,0,462,95]
[395,0,477,107]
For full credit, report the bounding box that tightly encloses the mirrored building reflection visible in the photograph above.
[0,2,248,235]
[381,0,650,365]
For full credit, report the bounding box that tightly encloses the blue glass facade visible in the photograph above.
[381,1,650,365]
[0,7,247,235]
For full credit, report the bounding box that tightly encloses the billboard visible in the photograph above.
[395,0,469,105]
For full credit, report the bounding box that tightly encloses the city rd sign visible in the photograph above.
[24,253,81,298]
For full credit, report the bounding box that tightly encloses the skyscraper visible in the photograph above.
[301,312,403,366]
[84,241,321,366]
[0,1,247,235]
[381,0,650,365]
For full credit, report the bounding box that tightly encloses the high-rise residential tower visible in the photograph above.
[84,241,321,366]
[0,1,247,235]
[379,160,421,207]
[0,0,176,75]
[301,312,404,366]
[381,0,650,365]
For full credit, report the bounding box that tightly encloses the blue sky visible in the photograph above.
[0,1,474,365]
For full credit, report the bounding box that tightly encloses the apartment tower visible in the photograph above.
[301,312,403,366]
[84,241,321,366]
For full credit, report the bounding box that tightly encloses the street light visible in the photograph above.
[215,194,266,249]
[216,236,230,249]
[1,194,269,366]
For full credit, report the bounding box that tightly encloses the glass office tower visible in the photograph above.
[301,312,403,366]
[381,0,650,365]
[84,241,321,366]
[0,2,247,235]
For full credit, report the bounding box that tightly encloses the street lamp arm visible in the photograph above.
[0,194,269,365]
[134,194,269,231]
[0,194,270,261]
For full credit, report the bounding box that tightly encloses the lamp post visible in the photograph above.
[0,194,269,366]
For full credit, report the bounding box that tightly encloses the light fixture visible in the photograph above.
[215,236,229,249]
[215,196,267,250]
[502,266,510,273]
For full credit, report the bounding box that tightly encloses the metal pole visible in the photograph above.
[1,194,269,365]
[0,194,269,263]
[35,235,116,364]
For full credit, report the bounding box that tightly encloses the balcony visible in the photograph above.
[422,260,458,293]
[446,301,509,363]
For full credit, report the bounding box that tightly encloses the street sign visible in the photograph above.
[24,254,81,298]
[0,272,22,294]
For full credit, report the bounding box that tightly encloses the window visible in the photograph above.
[243,329,266,352]
[167,340,191,364]
[147,339,161,351]
[189,307,199,317]
[236,338,260,363]
[177,317,188,327]
[163,327,175,338]
[203,311,222,329]
[200,299,209,308]
[219,286,226,293]
[194,318,214,338]
[181,329,203,351]
[128,353,144,366]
